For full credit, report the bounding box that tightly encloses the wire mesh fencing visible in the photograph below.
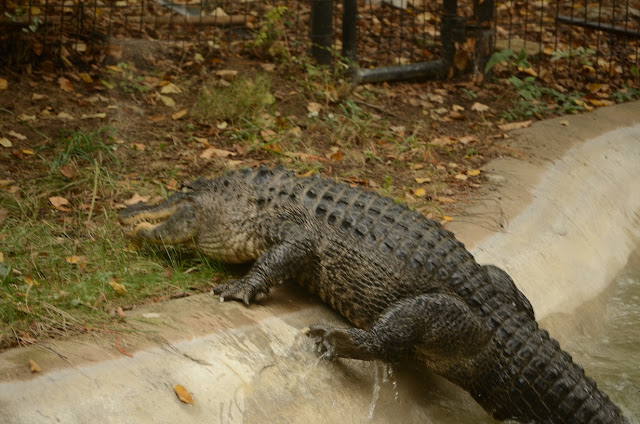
[1,0,638,85]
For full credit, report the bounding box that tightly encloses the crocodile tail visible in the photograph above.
[478,323,628,424]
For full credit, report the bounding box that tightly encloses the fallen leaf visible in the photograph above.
[25,275,39,286]
[455,174,468,181]
[452,104,465,112]
[414,177,431,184]
[216,70,238,81]
[79,72,93,83]
[49,196,71,211]
[216,121,228,130]
[60,164,74,178]
[116,306,126,317]
[588,99,615,107]
[413,188,426,196]
[498,120,532,131]
[467,169,481,176]
[174,385,194,404]
[130,143,146,151]
[29,359,41,373]
[306,102,322,117]
[559,120,569,127]
[8,131,27,140]
[81,112,107,119]
[65,256,88,269]
[471,102,490,112]
[160,83,182,94]
[199,147,236,159]
[442,216,453,222]
[18,114,36,121]
[172,109,188,120]
[124,193,150,205]
[58,77,74,92]
[109,280,128,297]
[57,112,75,120]
[434,196,456,203]
[32,93,47,101]
[0,137,12,148]
[159,95,176,108]
[0,78,7,90]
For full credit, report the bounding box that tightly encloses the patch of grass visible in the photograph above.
[502,76,586,121]
[192,74,275,126]
[0,129,226,349]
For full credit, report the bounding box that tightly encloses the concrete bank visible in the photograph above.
[1,102,639,424]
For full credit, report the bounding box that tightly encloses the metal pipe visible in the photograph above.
[358,60,449,83]
[556,14,640,38]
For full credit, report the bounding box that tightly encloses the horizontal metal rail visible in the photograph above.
[556,14,640,38]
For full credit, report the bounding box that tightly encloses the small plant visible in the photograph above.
[550,47,596,66]
[192,74,275,126]
[250,6,290,60]
[611,86,640,103]
[502,76,586,120]
[485,48,531,74]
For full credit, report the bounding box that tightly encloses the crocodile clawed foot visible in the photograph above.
[212,277,270,305]
[304,324,374,360]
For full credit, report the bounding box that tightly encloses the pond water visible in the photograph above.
[563,261,640,423]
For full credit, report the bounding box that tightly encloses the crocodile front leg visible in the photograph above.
[213,222,317,305]
[305,293,491,363]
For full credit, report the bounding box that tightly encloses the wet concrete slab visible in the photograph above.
[1,102,639,424]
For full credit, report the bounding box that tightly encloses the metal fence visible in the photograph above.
[1,0,638,84]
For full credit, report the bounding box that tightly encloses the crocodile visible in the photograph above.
[119,165,628,424]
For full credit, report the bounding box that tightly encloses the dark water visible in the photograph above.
[565,267,640,423]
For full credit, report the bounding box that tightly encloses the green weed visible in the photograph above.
[192,74,275,126]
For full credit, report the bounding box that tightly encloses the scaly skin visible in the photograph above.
[119,165,628,423]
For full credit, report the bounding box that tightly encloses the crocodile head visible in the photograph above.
[118,176,264,263]
[118,192,198,245]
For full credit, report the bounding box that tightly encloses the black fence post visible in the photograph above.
[310,0,334,65]
[440,0,458,67]
[342,0,357,62]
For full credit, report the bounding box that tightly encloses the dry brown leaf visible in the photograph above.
[413,188,426,197]
[498,120,532,131]
[29,359,41,373]
[471,102,490,112]
[172,109,188,120]
[109,280,128,297]
[0,78,7,90]
[8,131,26,141]
[124,193,150,206]
[65,256,88,269]
[306,102,322,117]
[199,148,236,159]
[434,196,456,203]
[0,137,11,148]
[174,385,194,404]
[160,83,182,94]
[414,177,431,184]
[158,95,176,108]
[216,70,238,81]
[49,196,71,211]
[130,143,146,151]
[467,169,481,177]
[452,104,465,112]
[81,112,107,119]
[56,165,74,179]
[57,112,75,120]
[58,77,74,92]
[455,174,469,181]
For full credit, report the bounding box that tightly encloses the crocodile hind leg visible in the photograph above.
[305,293,491,362]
